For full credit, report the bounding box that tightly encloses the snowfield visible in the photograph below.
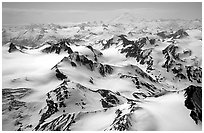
[2,13,202,131]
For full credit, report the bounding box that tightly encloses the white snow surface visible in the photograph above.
[2,18,202,131]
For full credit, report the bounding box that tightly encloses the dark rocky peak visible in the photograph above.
[120,37,154,71]
[162,44,180,72]
[53,52,113,77]
[101,35,133,50]
[68,52,113,76]
[138,37,156,46]
[96,89,122,108]
[7,42,29,53]
[35,82,77,130]
[172,29,189,39]
[8,42,23,53]
[86,45,103,62]
[184,85,202,124]
[86,45,94,52]
[101,34,154,50]
[41,39,73,54]
[35,81,127,130]
[8,42,18,53]
[157,29,189,39]
[118,34,134,47]
[55,68,67,80]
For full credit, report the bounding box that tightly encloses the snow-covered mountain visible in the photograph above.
[2,14,202,131]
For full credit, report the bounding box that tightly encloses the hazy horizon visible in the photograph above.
[2,2,202,25]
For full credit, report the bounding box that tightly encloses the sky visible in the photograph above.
[2,2,202,25]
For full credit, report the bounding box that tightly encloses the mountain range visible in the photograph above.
[2,13,202,131]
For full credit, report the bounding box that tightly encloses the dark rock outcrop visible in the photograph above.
[2,88,32,112]
[184,85,202,124]
[42,39,73,54]
[105,103,141,131]
[107,113,132,131]
[162,44,180,72]
[186,66,202,83]
[54,52,113,77]
[100,35,156,71]
[35,113,76,131]
[8,43,18,53]
[35,81,127,130]
[86,45,103,62]
[157,29,189,39]
[172,29,189,39]
[55,68,67,80]
[120,37,154,71]
[120,74,160,98]
[97,89,120,108]
[162,44,202,83]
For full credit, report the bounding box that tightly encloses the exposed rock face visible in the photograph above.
[186,66,202,83]
[42,39,73,54]
[106,112,132,131]
[35,81,127,130]
[162,44,202,83]
[55,68,67,80]
[35,101,146,131]
[86,45,103,61]
[157,29,189,39]
[101,37,116,50]
[97,63,114,76]
[2,88,32,102]
[172,29,189,39]
[2,88,42,131]
[120,37,154,71]
[35,112,76,131]
[2,20,202,131]
[8,43,18,53]
[2,88,32,111]
[101,34,134,50]
[184,85,202,124]
[149,38,156,45]
[97,89,120,108]
[162,44,181,72]
[105,102,142,131]
[98,36,156,71]
[54,52,113,77]
[157,31,167,39]
[2,88,32,130]
[120,74,161,98]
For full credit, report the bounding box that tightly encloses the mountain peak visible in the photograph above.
[110,12,138,24]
